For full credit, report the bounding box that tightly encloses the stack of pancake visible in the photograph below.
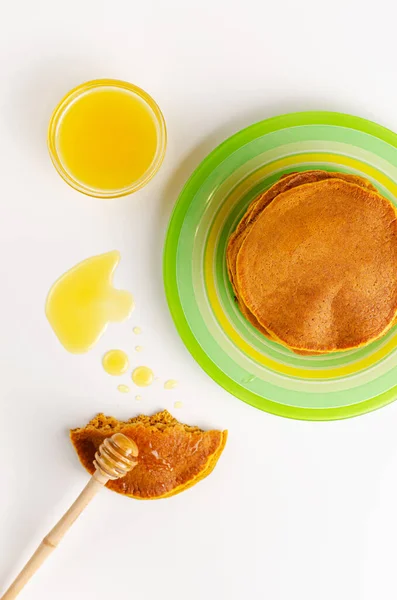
[227,170,397,355]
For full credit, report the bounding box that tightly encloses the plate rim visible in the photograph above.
[163,110,397,420]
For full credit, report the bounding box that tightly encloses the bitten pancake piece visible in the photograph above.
[71,411,227,499]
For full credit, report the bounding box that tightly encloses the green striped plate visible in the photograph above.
[163,112,397,420]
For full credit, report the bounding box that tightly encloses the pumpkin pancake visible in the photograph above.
[227,170,377,296]
[227,171,378,351]
[235,178,397,353]
[70,411,227,499]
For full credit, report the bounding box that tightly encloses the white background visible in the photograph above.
[1,1,397,599]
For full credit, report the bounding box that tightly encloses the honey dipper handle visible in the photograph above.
[1,471,108,600]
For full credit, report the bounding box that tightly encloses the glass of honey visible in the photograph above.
[48,79,166,198]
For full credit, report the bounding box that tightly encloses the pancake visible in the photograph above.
[70,410,227,499]
[227,171,378,351]
[227,170,377,296]
[235,178,397,353]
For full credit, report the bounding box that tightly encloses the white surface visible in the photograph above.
[1,1,397,599]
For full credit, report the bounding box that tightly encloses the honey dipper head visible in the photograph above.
[94,433,138,480]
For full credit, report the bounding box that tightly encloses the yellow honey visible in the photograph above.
[46,251,134,353]
[164,379,178,390]
[132,366,154,387]
[103,350,129,376]
[117,385,130,394]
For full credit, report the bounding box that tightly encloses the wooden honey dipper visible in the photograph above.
[1,433,138,600]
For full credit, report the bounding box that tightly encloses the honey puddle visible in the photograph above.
[103,350,129,375]
[132,366,154,387]
[46,251,134,353]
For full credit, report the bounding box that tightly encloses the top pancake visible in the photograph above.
[235,178,397,353]
[227,170,377,296]
[227,171,379,352]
